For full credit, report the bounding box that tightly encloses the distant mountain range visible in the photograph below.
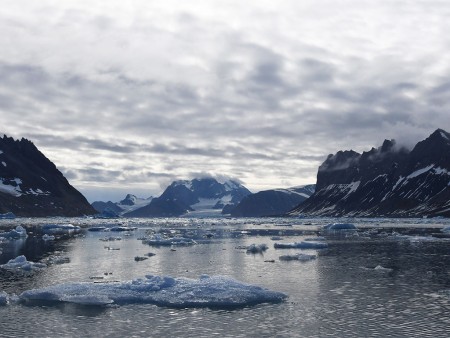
[290,129,450,217]
[123,177,251,217]
[0,135,95,217]
[93,181,317,218]
[230,185,315,217]
[91,194,153,217]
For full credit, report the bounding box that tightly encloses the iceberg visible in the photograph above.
[0,255,47,272]
[246,244,268,254]
[19,274,287,308]
[274,241,328,249]
[0,225,27,239]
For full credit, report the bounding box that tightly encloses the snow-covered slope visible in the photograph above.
[290,129,450,217]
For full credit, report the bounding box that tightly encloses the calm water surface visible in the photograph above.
[0,217,449,337]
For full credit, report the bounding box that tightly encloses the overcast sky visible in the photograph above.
[2,0,450,202]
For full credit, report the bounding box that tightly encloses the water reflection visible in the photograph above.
[1,218,450,337]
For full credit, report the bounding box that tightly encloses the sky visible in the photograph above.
[1,0,450,203]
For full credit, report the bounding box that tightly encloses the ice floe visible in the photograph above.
[42,234,55,241]
[142,234,197,246]
[19,274,287,308]
[274,241,328,249]
[0,255,46,272]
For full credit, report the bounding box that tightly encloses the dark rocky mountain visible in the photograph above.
[0,135,95,217]
[290,129,450,217]
[229,185,315,217]
[124,177,251,217]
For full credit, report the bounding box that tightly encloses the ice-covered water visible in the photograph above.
[1,217,450,337]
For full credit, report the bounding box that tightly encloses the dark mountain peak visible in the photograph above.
[380,139,396,152]
[409,128,450,169]
[319,150,360,172]
[119,194,137,206]
[0,133,95,216]
[427,128,450,144]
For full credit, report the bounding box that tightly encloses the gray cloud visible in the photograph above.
[1,1,450,201]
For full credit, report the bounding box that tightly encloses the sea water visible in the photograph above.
[0,217,449,337]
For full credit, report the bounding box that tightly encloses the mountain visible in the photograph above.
[91,194,153,216]
[229,184,315,217]
[0,135,95,217]
[290,129,450,217]
[124,177,251,217]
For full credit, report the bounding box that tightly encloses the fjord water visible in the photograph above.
[1,217,449,337]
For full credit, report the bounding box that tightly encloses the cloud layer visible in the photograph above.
[2,1,450,202]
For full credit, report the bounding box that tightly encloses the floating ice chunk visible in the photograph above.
[274,241,328,249]
[374,265,393,273]
[143,234,197,246]
[0,212,15,219]
[42,234,55,241]
[441,226,450,233]
[0,291,8,305]
[279,253,316,262]
[323,223,357,230]
[20,274,287,308]
[246,244,268,254]
[0,255,47,272]
[42,224,81,236]
[0,225,27,239]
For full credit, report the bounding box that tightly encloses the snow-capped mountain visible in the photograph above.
[290,129,450,217]
[229,184,316,217]
[91,194,153,216]
[124,177,251,217]
[0,135,95,217]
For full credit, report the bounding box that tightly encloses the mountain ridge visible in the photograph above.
[290,129,450,217]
